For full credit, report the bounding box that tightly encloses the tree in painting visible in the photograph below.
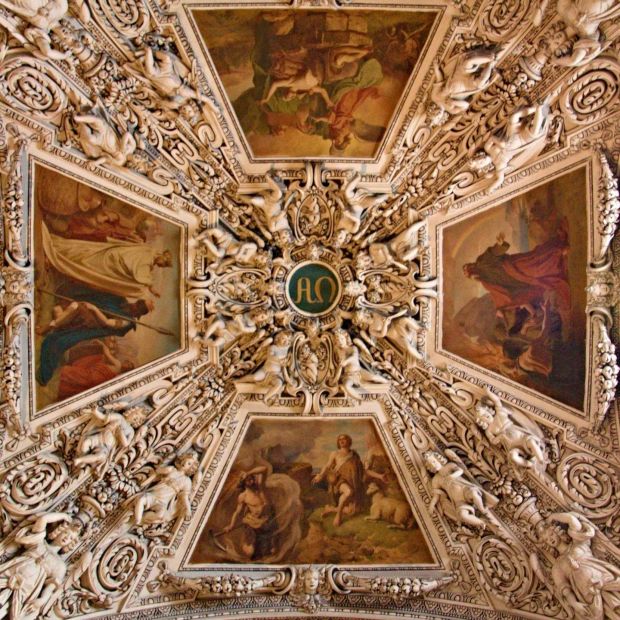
[442,169,588,410]
[34,165,181,409]
[190,418,433,565]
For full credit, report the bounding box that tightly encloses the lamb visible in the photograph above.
[365,482,415,529]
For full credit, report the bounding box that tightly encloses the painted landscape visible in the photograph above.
[442,169,588,409]
[194,9,436,158]
[34,165,181,409]
[190,418,432,565]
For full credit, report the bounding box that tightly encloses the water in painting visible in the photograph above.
[442,168,588,410]
[34,165,182,410]
[190,418,433,565]
[193,9,437,158]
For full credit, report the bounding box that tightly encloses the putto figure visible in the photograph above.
[73,109,137,168]
[475,389,547,474]
[74,404,135,478]
[531,512,620,620]
[471,100,551,191]
[130,452,199,527]
[0,513,83,620]
[430,45,502,123]
[240,331,293,404]
[424,451,498,531]
[332,329,389,400]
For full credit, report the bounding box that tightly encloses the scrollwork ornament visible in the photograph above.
[88,0,149,39]
[556,453,620,521]
[474,536,534,607]
[478,0,532,41]
[83,533,148,601]
[559,57,620,125]
[0,56,69,123]
[0,452,70,521]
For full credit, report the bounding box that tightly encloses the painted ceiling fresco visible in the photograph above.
[0,0,619,619]
[33,165,182,410]
[193,9,437,158]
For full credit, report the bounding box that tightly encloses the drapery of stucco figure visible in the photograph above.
[41,222,172,298]
[0,513,86,620]
[531,512,620,620]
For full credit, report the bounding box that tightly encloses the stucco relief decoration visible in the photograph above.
[0,0,618,618]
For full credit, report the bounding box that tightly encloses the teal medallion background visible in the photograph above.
[286,262,341,316]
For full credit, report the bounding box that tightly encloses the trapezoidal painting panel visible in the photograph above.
[192,8,437,159]
[189,417,433,565]
[441,167,588,410]
[33,164,183,410]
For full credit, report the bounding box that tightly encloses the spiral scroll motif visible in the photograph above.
[475,536,533,604]
[557,453,619,520]
[91,0,149,38]
[0,57,68,122]
[0,453,69,517]
[88,534,148,599]
[560,60,620,125]
[478,0,531,41]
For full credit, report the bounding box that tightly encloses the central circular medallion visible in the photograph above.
[286,261,342,316]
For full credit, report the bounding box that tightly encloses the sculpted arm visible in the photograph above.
[428,478,442,512]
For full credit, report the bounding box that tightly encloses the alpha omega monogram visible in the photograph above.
[286,262,342,316]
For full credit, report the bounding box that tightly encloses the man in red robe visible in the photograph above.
[463,225,571,331]
[57,339,134,400]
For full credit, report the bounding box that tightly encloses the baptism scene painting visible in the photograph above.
[190,418,433,565]
[193,9,436,158]
[33,164,182,410]
[441,168,588,410]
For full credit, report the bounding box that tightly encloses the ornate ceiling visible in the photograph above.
[0,0,619,618]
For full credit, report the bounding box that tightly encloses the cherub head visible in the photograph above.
[333,328,351,347]
[48,519,82,552]
[423,451,447,474]
[332,229,349,248]
[175,452,199,476]
[302,567,321,594]
[274,331,292,347]
[475,398,495,429]
[250,308,274,327]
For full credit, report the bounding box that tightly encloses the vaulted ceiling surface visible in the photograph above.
[0,0,619,619]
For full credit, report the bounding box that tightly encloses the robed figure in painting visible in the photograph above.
[41,222,172,299]
[463,226,570,320]
[463,224,571,379]
[36,283,152,387]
